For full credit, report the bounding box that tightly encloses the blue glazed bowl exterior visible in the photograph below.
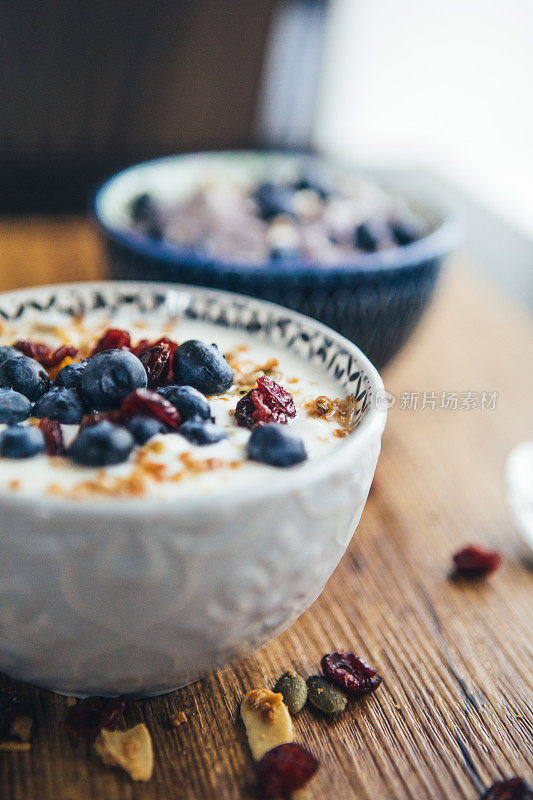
[95,152,458,369]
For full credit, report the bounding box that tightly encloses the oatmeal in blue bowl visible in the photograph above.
[94,151,458,368]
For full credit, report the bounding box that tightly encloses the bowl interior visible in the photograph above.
[0,280,386,510]
[94,151,455,272]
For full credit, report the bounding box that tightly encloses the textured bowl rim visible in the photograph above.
[93,149,460,277]
[0,280,386,517]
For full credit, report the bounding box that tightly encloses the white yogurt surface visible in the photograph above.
[0,307,354,501]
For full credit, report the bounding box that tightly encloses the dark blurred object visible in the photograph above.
[0,0,278,213]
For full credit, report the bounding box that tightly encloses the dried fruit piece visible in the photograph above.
[306,675,347,715]
[321,652,382,696]
[38,417,66,456]
[235,376,296,429]
[133,337,178,383]
[121,389,181,429]
[255,743,319,798]
[132,336,178,358]
[137,344,171,388]
[13,341,78,367]
[80,410,124,429]
[91,328,132,355]
[480,778,533,799]
[234,390,257,428]
[452,544,502,578]
[90,328,132,356]
[94,723,153,782]
[240,689,293,761]
[273,672,308,715]
[65,696,126,739]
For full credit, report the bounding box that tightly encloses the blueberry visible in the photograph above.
[157,385,211,421]
[125,414,167,445]
[145,222,164,241]
[0,425,45,459]
[68,421,134,467]
[55,360,87,390]
[270,246,299,261]
[0,355,50,401]
[130,193,164,240]
[0,388,32,424]
[179,419,227,446]
[81,349,147,410]
[389,218,421,246]
[173,341,233,395]
[0,346,21,365]
[33,387,85,424]
[247,423,307,467]
[354,222,382,253]
[130,193,154,223]
[254,182,295,220]
[295,164,332,199]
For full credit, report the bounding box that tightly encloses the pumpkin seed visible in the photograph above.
[306,675,347,715]
[273,671,308,715]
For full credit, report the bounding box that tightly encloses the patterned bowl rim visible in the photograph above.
[0,280,386,516]
[93,150,460,277]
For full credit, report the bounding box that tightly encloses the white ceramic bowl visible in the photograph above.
[0,281,386,696]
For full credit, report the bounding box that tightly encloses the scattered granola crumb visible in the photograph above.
[304,394,358,432]
[170,711,188,728]
[94,723,153,782]
[225,350,281,392]
[246,689,285,722]
[142,439,165,455]
[66,697,77,708]
[7,479,20,491]
[333,427,350,438]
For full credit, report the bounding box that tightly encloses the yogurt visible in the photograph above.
[0,307,358,501]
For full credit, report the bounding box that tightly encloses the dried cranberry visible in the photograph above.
[452,545,501,578]
[121,388,181,429]
[321,652,382,696]
[38,418,65,456]
[137,344,171,388]
[234,376,296,429]
[234,391,256,429]
[133,337,178,383]
[65,695,125,739]
[13,341,78,367]
[480,778,533,800]
[255,743,319,798]
[132,336,178,357]
[90,328,131,356]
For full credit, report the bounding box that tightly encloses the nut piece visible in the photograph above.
[273,672,308,715]
[306,675,347,715]
[240,689,293,761]
[94,723,153,782]
[170,711,187,727]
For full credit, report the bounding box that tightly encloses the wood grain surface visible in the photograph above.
[0,218,532,800]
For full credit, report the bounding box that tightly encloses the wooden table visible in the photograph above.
[0,218,532,800]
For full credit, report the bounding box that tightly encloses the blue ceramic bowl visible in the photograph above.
[94,151,458,369]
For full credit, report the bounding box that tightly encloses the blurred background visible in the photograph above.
[1,0,531,310]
